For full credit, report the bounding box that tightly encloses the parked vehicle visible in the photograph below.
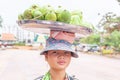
[76,44,100,52]
[88,45,100,52]
[101,45,114,54]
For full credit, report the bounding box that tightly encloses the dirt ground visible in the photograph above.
[0,49,120,80]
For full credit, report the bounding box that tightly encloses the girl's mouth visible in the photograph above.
[57,61,66,65]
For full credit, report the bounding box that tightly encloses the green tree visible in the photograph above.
[103,30,120,50]
[97,12,120,33]
[80,33,100,45]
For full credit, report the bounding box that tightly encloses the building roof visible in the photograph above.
[0,33,16,41]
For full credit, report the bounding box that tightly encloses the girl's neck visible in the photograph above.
[49,69,66,80]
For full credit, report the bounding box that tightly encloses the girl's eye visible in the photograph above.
[51,51,58,55]
[64,52,71,56]
[53,51,57,53]
[49,51,71,57]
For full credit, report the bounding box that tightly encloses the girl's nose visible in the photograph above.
[58,54,65,59]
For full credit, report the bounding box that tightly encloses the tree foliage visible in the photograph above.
[97,12,120,33]
[80,33,100,45]
[103,30,120,50]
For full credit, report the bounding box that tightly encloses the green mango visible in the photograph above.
[58,10,71,23]
[55,5,64,14]
[71,10,83,20]
[30,4,40,10]
[32,9,44,20]
[18,14,24,20]
[45,11,57,21]
[23,9,33,19]
[70,15,82,25]
[55,5,64,21]
[40,5,54,15]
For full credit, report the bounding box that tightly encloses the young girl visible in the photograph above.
[35,38,79,80]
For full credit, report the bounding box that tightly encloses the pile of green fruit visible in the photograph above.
[18,4,83,25]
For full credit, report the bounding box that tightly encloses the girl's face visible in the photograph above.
[45,50,72,70]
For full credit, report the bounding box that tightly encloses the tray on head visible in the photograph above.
[17,20,93,35]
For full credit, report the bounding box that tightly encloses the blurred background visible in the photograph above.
[0,0,120,80]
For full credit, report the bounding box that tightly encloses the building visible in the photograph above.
[0,33,16,47]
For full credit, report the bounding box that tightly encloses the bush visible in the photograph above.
[13,42,25,46]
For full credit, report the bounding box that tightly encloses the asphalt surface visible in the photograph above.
[0,49,120,80]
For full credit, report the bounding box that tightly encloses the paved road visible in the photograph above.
[0,49,120,80]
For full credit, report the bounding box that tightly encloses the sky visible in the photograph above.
[0,0,120,27]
